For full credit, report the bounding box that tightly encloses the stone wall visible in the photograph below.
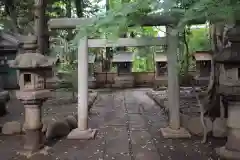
[95,71,209,88]
[95,72,162,87]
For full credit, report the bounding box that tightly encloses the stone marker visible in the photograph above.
[2,121,22,135]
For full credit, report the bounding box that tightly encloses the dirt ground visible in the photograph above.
[0,89,225,160]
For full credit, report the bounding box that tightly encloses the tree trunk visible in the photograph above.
[66,0,73,41]
[104,0,111,71]
[34,0,47,55]
[75,0,84,18]
[206,23,230,118]
[4,1,19,33]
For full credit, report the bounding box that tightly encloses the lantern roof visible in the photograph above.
[9,53,57,69]
[214,47,240,63]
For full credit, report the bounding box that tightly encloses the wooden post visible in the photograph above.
[160,26,191,138]
[67,37,97,139]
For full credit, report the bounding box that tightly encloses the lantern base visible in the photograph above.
[24,129,44,152]
[216,146,240,160]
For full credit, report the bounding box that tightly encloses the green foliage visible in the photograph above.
[72,0,240,44]
[188,26,211,52]
[178,0,240,27]
[132,52,154,72]
[131,26,157,72]
[110,64,117,72]
[50,37,78,92]
[0,0,34,33]
[72,0,154,43]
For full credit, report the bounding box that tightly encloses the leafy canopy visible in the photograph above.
[72,0,240,44]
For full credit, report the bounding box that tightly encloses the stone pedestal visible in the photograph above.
[216,101,240,159]
[17,90,51,152]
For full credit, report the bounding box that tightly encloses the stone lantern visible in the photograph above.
[9,36,56,152]
[215,25,240,159]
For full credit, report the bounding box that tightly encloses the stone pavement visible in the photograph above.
[0,89,224,160]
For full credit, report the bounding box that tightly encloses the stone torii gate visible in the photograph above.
[48,18,190,139]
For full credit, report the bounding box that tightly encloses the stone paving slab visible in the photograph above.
[104,152,131,160]
[101,126,130,155]
[126,106,141,114]
[134,150,161,160]
[128,114,148,131]
[103,110,127,126]
[130,130,156,151]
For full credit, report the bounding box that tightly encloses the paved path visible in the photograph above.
[1,89,224,160]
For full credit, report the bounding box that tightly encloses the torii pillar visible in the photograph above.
[67,37,97,139]
[160,26,191,138]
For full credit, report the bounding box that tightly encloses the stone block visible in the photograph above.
[41,118,57,133]
[2,121,22,135]
[65,115,77,130]
[212,118,227,138]
[46,120,71,140]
